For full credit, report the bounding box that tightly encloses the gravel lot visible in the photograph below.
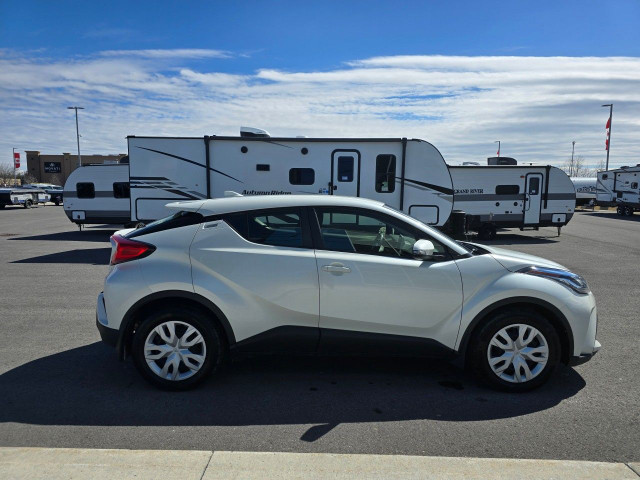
[0,205,638,462]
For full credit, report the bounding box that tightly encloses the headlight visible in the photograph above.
[517,266,590,294]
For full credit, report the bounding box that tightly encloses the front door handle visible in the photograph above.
[322,263,351,274]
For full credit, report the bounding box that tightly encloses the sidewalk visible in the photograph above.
[1,447,638,479]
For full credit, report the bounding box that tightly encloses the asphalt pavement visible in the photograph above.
[0,205,638,462]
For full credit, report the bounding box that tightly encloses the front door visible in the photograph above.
[524,173,543,225]
[330,150,360,197]
[312,206,463,351]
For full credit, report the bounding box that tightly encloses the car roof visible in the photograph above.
[166,195,386,216]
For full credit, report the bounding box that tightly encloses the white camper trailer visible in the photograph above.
[0,187,50,208]
[127,131,454,226]
[596,165,640,215]
[571,177,597,206]
[63,163,131,228]
[449,165,576,239]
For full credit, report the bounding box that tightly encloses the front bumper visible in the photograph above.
[96,292,118,348]
[569,339,601,366]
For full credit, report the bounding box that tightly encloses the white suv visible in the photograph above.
[96,195,600,391]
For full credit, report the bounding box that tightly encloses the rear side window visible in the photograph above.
[126,211,203,239]
[113,182,130,199]
[76,182,95,199]
[375,155,396,193]
[224,208,305,248]
[495,185,520,195]
[337,156,354,182]
[289,168,315,185]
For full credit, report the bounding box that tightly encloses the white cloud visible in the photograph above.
[1,52,638,170]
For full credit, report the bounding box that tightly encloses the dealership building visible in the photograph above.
[26,151,127,185]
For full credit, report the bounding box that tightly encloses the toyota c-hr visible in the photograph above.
[96,195,600,391]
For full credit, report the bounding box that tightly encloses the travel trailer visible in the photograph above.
[596,165,640,215]
[0,187,50,208]
[127,130,454,226]
[449,165,576,239]
[571,177,597,206]
[63,163,131,228]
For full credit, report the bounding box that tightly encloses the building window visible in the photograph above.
[337,156,354,182]
[289,168,315,185]
[113,182,130,199]
[375,154,396,193]
[76,182,95,199]
[495,185,520,195]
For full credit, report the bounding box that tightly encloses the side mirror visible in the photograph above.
[412,239,435,259]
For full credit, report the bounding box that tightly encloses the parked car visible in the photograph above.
[96,195,600,391]
[24,183,64,205]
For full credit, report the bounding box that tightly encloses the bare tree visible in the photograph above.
[561,155,591,177]
[591,158,606,175]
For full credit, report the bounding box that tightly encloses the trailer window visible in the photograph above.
[76,182,95,199]
[602,174,608,180]
[289,168,315,185]
[113,182,130,199]
[632,182,638,189]
[495,185,520,195]
[337,156,354,182]
[375,155,396,193]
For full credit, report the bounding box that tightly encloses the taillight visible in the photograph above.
[110,235,155,265]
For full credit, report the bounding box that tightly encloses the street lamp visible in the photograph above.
[494,140,500,158]
[602,104,613,171]
[571,141,576,176]
[67,106,84,167]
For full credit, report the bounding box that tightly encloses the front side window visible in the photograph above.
[224,208,304,248]
[314,207,445,258]
[289,168,315,185]
[76,182,95,199]
[337,156,354,182]
[113,182,130,199]
[495,185,520,195]
[375,155,396,193]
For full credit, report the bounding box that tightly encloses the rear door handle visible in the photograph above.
[322,263,351,274]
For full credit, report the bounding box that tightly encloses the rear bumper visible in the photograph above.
[569,339,601,366]
[96,292,118,348]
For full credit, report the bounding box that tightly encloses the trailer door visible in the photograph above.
[524,173,543,225]
[330,150,360,197]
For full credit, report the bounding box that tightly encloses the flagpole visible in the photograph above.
[602,103,613,171]
[12,148,16,183]
[494,140,500,158]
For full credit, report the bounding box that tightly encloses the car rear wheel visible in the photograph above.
[469,310,560,392]
[24,199,33,209]
[132,307,224,390]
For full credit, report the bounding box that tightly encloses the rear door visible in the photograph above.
[524,173,543,225]
[190,207,320,351]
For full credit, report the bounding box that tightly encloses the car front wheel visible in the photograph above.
[469,310,560,392]
[132,307,224,390]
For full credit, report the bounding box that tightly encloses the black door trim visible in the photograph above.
[330,149,361,196]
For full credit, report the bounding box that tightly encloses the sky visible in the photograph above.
[1,0,639,170]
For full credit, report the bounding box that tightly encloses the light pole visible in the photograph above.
[494,140,500,158]
[571,141,576,176]
[602,103,613,171]
[68,106,84,167]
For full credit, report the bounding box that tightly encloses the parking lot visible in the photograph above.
[0,205,638,463]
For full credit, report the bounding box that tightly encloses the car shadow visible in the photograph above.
[0,343,586,441]
[11,248,111,265]
[464,233,560,246]
[9,230,116,243]
[581,211,640,222]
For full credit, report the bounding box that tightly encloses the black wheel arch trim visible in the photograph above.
[458,296,574,364]
[116,290,236,360]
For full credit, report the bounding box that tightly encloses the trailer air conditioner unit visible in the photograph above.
[240,126,271,138]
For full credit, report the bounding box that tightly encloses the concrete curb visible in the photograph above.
[0,447,638,480]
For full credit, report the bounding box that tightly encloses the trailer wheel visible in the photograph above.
[617,206,625,215]
[0,204,5,209]
[24,199,33,209]
[624,206,634,216]
[478,224,496,240]
[54,198,61,206]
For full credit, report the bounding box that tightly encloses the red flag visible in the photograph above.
[606,117,611,129]
[496,148,500,156]
[13,152,20,160]
[605,139,609,151]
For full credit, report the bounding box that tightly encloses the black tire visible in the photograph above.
[0,204,5,209]
[24,199,33,209]
[478,224,496,240]
[617,206,624,215]
[132,306,225,390]
[624,206,634,216]
[54,199,60,206]
[468,309,561,392]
